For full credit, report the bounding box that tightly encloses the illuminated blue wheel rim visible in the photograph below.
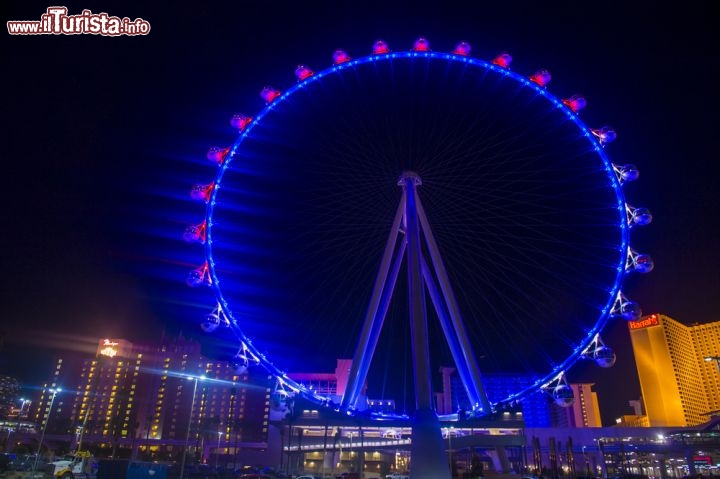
[205,51,629,409]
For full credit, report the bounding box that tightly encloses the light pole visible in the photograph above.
[180,375,204,479]
[704,356,720,373]
[215,429,222,469]
[597,438,607,479]
[348,432,354,473]
[6,398,29,452]
[76,391,93,452]
[33,388,61,473]
[445,427,454,477]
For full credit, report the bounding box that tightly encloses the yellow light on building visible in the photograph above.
[629,314,720,426]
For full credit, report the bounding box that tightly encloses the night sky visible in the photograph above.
[2,1,717,425]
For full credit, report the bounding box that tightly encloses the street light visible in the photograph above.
[704,356,720,373]
[443,427,455,476]
[5,397,29,453]
[180,375,205,479]
[583,445,591,477]
[348,432,355,473]
[33,388,61,473]
[215,429,222,469]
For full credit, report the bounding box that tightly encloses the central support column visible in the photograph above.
[402,172,433,411]
[400,171,451,479]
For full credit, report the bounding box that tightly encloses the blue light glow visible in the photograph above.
[198,49,631,412]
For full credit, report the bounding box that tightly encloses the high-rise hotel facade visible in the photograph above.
[629,313,720,426]
[32,336,272,461]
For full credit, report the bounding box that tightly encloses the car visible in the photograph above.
[259,467,288,478]
[295,476,317,479]
[237,475,271,479]
[10,454,42,472]
[189,464,220,479]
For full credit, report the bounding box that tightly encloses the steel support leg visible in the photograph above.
[417,197,492,413]
[341,195,406,411]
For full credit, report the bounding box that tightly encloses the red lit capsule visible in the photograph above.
[627,248,651,273]
[333,49,351,64]
[373,40,390,54]
[260,86,281,103]
[413,37,430,52]
[190,183,214,202]
[295,64,314,81]
[492,52,513,68]
[563,94,587,113]
[230,114,252,131]
[187,262,211,287]
[452,42,471,56]
[207,146,229,164]
[590,126,617,145]
[529,69,552,87]
[183,221,207,243]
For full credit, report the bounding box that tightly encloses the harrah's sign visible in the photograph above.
[99,339,119,357]
[628,315,659,330]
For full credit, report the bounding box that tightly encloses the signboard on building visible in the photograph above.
[628,315,660,330]
[97,338,132,358]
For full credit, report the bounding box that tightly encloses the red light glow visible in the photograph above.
[628,316,659,329]
[452,42,471,56]
[373,40,390,54]
[563,95,587,113]
[413,37,430,52]
[230,114,252,131]
[260,86,281,103]
[295,65,314,81]
[492,52,513,68]
[206,146,229,164]
[183,221,207,243]
[333,50,351,64]
[529,69,552,87]
[190,183,215,203]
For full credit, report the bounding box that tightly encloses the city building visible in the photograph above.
[479,372,552,427]
[550,384,602,428]
[628,313,720,426]
[436,368,601,428]
[613,399,651,427]
[0,375,21,419]
[287,358,395,413]
[12,323,720,477]
[27,335,274,463]
[288,358,355,402]
[0,375,34,451]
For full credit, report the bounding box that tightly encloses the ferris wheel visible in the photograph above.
[183,37,652,425]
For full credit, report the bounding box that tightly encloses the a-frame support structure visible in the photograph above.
[340,172,492,479]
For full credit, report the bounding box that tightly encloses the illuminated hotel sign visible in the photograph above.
[628,315,659,330]
[99,339,119,357]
